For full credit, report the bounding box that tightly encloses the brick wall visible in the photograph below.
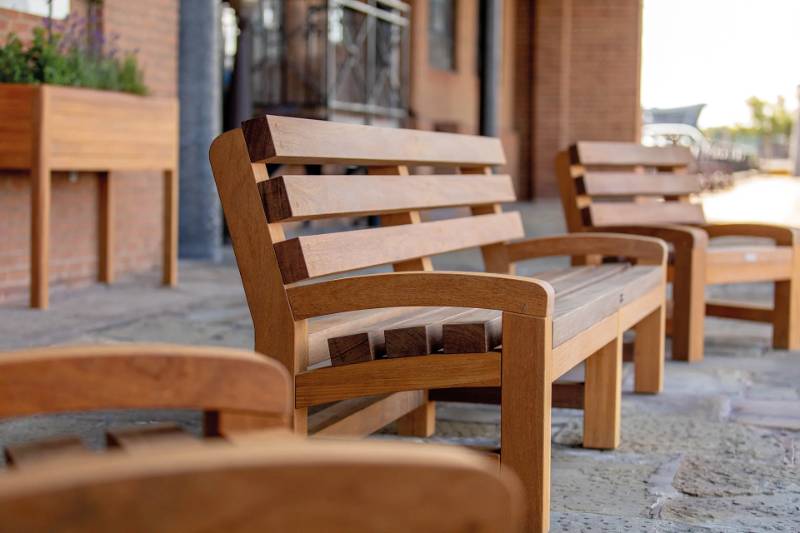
[532,0,642,196]
[0,1,179,304]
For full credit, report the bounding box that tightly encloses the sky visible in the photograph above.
[641,0,800,128]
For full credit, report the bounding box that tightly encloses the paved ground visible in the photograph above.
[1,194,799,531]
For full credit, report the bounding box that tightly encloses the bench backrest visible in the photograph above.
[0,438,524,532]
[210,115,520,374]
[556,141,707,232]
[0,344,291,432]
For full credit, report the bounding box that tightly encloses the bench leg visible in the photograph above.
[583,334,621,449]
[293,408,309,436]
[773,248,800,350]
[396,393,436,437]
[671,246,706,362]
[633,305,665,394]
[501,313,551,533]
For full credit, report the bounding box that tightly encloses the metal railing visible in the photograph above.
[251,0,410,123]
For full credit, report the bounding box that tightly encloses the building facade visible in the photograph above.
[0,0,641,303]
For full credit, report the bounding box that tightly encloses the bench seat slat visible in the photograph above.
[261,174,517,222]
[578,172,702,197]
[584,202,706,227]
[553,266,663,346]
[5,437,93,468]
[274,212,524,283]
[571,141,693,168]
[243,115,506,166]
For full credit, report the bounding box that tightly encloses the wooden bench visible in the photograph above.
[0,344,523,532]
[210,116,668,532]
[557,141,800,362]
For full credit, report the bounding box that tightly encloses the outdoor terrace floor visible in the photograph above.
[1,187,799,532]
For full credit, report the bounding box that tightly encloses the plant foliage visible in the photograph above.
[0,23,146,95]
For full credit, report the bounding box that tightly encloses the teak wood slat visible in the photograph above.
[558,140,800,361]
[261,174,516,221]
[4,437,93,469]
[584,202,706,227]
[210,117,670,533]
[577,172,702,197]
[0,438,524,533]
[242,114,506,166]
[274,212,524,283]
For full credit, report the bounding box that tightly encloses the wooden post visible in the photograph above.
[633,304,665,393]
[773,244,800,350]
[30,89,50,309]
[671,244,706,362]
[163,168,179,286]
[583,331,622,449]
[98,172,114,283]
[501,312,551,533]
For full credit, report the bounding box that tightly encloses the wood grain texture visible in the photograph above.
[0,438,524,533]
[553,266,663,346]
[442,309,503,354]
[260,174,516,221]
[309,308,425,366]
[287,271,554,320]
[43,85,178,171]
[583,333,622,450]
[106,424,201,451]
[4,437,92,469]
[0,84,36,169]
[384,308,474,357]
[570,141,693,168]
[308,392,426,437]
[30,84,50,309]
[98,172,114,283]
[584,202,706,227]
[295,353,501,407]
[577,172,701,196]
[273,212,525,283]
[705,300,773,323]
[501,313,551,533]
[0,344,291,423]
[632,304,665,394]
[705,246,792,284]
[209,131,306,379]
[242,114,506,166]
[327,307,454,365]
[506,233,667,266]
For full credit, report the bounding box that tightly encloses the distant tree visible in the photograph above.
[704,96,795,158]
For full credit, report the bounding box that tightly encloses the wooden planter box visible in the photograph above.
[0,84,179,309]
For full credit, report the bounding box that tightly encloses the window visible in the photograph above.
[0,0,70,19]
[428,0,455,71]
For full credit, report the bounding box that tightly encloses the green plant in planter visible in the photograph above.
[0,26,147,95]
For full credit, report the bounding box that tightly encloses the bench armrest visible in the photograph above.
[702,223,800,246]
[587,224,708,249]
[505,233,668,266]
[286,271,554,320]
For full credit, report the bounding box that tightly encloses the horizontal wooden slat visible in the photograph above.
[706,246,793,284]
[274,212,524,283]
[308,391,425,437]
[106,424,201,451]
[260,174,517,222]
[327,307,464,365]
[295,353,500,407]
[4,437,92,469]
[705,300,774,323]
[571,142,693,168]
[584,202,706,227]
[308,307,434,366]
[553,266,662,346]
[429,382,585,409]
[242,115,506,166]
[577,172,701,197]
[385,308,475,357]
